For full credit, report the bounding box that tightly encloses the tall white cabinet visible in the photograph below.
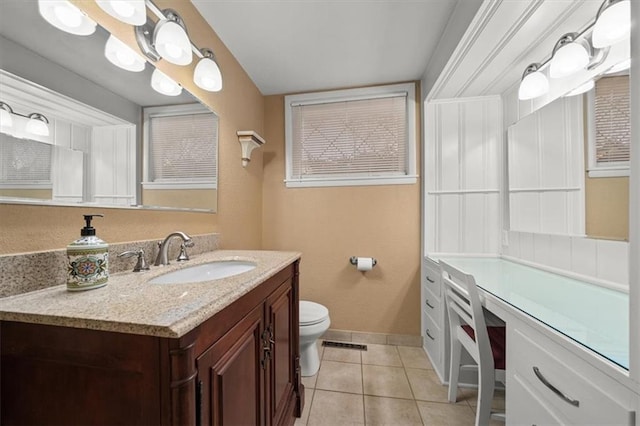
[421,96,503,381]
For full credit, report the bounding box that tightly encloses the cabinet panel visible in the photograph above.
[422,309,441,368]
[266,281,295,425]
[197,303,264,426]
[423,257,441,297]
[509,372,567,425]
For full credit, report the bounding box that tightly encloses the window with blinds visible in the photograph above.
[0,134,52,185]
[285,83,416,187]
[143,104,218,188]
[588,74,630,177]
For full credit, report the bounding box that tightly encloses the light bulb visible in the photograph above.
[26,115,50,137]
[154,19,192,66]
[518,64,548,100]
[54,4,82,28]
[593,0,630,48]
[0,109,13,128]
[151,68,182,96]
[550,41,589,78]
[194,55,223,92]
[96,0,146,25]
[38,0,96,36]
[105,35,145,72]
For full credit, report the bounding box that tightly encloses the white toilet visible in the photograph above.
[299,300,330,377]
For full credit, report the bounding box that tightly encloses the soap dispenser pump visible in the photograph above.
[67,214,109,291]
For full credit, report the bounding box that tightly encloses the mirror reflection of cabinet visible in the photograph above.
[508,74,630,241]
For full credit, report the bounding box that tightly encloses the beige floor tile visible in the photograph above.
[302,372,317,390]
[323,346,362,364]
[405,368,475,404]
[466,387,506,411]
[361,344,403,367]
[362,365,413,399]
[316,360,363,394]
[416,401,476,425]
[295,388,314,426]
[398,346,433,369]
[364,395,423,425]
[307,390,365,426]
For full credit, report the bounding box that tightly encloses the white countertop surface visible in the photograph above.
[436,256,629,370]
[0,250,300,338]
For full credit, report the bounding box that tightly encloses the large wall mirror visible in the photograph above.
[0,1,218,212]
[508,40,629,241]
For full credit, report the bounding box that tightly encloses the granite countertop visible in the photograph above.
[0,250,301,338]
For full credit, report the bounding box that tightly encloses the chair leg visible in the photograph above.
[448,338,462,403]
[475,366,495,426]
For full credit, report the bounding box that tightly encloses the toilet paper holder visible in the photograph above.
[349,256,377,267]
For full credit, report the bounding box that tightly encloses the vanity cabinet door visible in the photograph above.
[196,303,265,426]
[265,280,295,426]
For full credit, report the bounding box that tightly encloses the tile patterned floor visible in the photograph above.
[296,342,505,425]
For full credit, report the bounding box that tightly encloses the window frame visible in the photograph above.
[142,103,218,190]
[586,77,630,178]
[284,82,417,188]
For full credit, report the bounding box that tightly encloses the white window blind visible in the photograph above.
[285,83,416,188]
[148,111,217,184]
[594,75,630,165]
[0,135,52,184]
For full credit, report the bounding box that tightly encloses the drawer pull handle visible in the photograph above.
[426,329,436,341]
[426,276,435,283]
[533,366,579,407]
[425,299,435,309]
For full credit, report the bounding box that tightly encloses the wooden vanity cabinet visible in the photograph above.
[0,260,302,426]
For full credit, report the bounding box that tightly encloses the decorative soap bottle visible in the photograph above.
[67,214,109,292]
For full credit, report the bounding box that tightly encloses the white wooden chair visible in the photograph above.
[440,261,506,426]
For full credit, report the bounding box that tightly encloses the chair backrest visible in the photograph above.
[440,261,493,368]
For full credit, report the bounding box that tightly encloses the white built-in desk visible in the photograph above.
[426,256,637,424]
[438,256,629,370]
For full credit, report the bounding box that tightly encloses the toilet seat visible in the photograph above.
[300,301,329,326]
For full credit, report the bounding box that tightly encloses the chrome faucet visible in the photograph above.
[154,231,194,266]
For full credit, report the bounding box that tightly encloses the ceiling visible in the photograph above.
[192,0,461,96]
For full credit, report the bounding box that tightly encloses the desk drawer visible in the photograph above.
[423,257,440,296]
[509,325,634,425]
[509,372,568,425]
[422,284,441,323]
[422,309,441,367]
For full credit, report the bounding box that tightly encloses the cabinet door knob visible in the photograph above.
[425,299,435,309]
[425,329,436,341]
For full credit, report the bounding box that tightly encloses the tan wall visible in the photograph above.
[585,176,629,240]
[0,0,264,254]
[142,189,218,211]
[261,86,422,336]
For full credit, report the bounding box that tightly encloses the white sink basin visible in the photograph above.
[149,260,257,284]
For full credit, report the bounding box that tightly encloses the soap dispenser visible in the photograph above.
[67,214,109,291]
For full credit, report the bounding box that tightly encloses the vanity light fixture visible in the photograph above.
[151,68,182,96]
[0,102,50,137]
[549,33,591,78]
[518,63,549,100]
[38,0,97,36]
[564,79,595,97]
[105,34,146,72]
[0,102,14,128]
[96,0,146,26]
[592,0,631,48]
[237,131,266,167]
[194,49,223,92]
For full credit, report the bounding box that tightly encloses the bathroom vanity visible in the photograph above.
[0,250,302,425]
